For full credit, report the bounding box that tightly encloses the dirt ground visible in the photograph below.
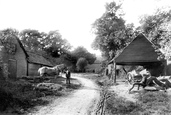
[109,78,171,102]
[27,73,100,115]
[109,80,138,102]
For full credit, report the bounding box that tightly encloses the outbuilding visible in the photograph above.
[0,34,53,79]
[109,33,166,82]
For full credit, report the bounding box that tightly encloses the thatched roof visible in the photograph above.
[113,33,162,65]
[27,52,53,66]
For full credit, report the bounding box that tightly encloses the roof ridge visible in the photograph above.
[111,32,163,65]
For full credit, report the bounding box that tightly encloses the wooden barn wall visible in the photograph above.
[28,63,41,76]
[14,39,27,78]
[166,59,171,76]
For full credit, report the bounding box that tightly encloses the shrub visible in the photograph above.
[0,80,44,112]
[76,57,88,72]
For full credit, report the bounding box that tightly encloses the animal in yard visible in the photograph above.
[38,64,66,78]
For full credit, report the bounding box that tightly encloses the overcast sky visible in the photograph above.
[0,0,170,56]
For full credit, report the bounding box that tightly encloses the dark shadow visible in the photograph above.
[49,76,78,85]
[129,90,142,94]
[83,86,100,91]
[144,89,159,91]
[65,83,82,89]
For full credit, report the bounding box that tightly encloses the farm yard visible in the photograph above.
[27,73,100,115]
[94,76,171,115]
[2,0,171,115]
[1,69,171,115]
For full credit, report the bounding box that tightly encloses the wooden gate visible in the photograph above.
[8,59,17,79]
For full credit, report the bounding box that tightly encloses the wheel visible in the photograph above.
[127,73,134,84]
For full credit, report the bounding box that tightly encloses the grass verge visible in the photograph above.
[105,91,141,115]
[105,90,171,115]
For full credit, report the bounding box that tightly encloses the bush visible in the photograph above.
[0,87,13,111]
[76,57,88,72]
[0,80,43,112]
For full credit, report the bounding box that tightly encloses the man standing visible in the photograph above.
[65,68,71,85]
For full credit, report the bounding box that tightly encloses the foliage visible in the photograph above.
[139,8,171,59]
[92,1,134,58]
[59,46,96,72]
[20,29,72,58]
[71,46,96,64]
[59,52,77,66]
[43,30,72,57]
[0,80,45,112]
[0,28,18,55]
[20,29,44,53]
[76,57,88,72]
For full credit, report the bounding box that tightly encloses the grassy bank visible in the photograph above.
[105,90,171,115]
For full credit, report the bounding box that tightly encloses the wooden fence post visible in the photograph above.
[114,62,116,83]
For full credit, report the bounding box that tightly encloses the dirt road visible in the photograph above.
[28,74,100,115]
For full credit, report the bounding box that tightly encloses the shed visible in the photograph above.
[0,35,53,79]
[110,33,166,81]
[114,33,162,65]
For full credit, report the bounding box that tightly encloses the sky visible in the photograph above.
[0,0,171,56]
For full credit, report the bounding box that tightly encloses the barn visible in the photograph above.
[109,33,166,82]
[27,52,53,76]
[0,34,53,79]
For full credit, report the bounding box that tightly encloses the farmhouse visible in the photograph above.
[109,33,166,82]
[0,34,53,79]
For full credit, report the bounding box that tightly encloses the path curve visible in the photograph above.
[29,73,100,115]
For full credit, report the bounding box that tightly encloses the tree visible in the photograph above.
[43,30,72,57]
[92,1,134,58]
[76,57,88,72]
[71,46,96,64]
[139,8,171,59]
[20,29,72,58]
[0,28,19,55]
[20,29,44,53]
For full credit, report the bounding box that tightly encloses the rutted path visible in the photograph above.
[28,74,100,115]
